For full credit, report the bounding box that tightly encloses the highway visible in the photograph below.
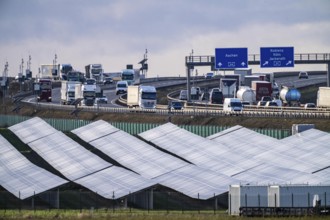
[21,73,329,119]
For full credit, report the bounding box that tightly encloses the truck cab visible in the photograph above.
[223,98,243,113]
[116,81,128,95]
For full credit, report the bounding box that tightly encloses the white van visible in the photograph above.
[116,81,128,95]
[223,98,243,113]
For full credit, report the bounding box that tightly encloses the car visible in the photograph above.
[265,101,278,107]
[299,71,308,79]
[304,103,316,109]
[205,72,214,79]
[179,90,188,100]
[168,101,183,110]
[103,77,113,85]
[96,95,108,104]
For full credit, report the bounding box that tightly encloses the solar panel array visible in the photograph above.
[73,120,240,198]
[139,124,261,176]
[0,135,68,199]
[280,129,330,172]
[154,165,240,199]
[207,125,329,184]
[72,121,187,179]
[75,166,156,199]
[140,123,329,185]
[7,117,154,199]
[9,117,57,144]
[4,117,330,201]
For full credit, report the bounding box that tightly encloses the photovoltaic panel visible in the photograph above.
[0,135,68,199]
[231,163,328,185]
[28,131,112,181]
[74,166,156,199]
[154,164,240,199]
[139,123,260,176]
[277,129,330,172]
[72,120,119,142]
[207,125,278,157]
[208,125,330,184]
[74,120,188,179]
[9,117,58,144]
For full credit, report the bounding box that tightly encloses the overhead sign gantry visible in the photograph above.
[260,47,294,68]
[214,48,248,69]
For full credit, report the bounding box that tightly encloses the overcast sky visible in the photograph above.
[1,0,330,78]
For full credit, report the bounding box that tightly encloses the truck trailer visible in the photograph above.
[61,81,83,105]
[317,87,330,108]
[251,81,272,101]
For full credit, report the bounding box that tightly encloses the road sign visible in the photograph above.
[260,47,294,68]
[215,48,248,69]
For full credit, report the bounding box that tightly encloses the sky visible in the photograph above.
[1,0,330,78]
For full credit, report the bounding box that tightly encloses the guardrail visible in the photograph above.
[21,100,330,119]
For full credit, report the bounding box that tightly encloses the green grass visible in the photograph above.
[1,209,330,220]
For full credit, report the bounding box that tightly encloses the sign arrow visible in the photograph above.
[241,62,246,66]
[262,61,269,66]
[286,60,292,66]
[218,62,222,67]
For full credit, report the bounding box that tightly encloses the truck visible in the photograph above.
[234,68,252,85]
[251,81,272,101]
[67,71,85,83]
[60,81,83,105]
[220,78,237,98]
[126,85,157,109]
[121,69,140,85]
[280,86,301,107]
[85,64,103,82]
[59,64,73,80]
[40,64,59,79]
[317,87,330,108]
[223,98,243,113]
[37,78,52,102]
[82,83,96,106]
[236,86,256,105]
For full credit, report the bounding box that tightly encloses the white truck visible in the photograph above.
[61,81,83,105]
[317,87,330,108]
[85,64,103,82]
[121,69,140,85]
[127,85,157,109]
[223,98,243,114]
[82,84,96,106]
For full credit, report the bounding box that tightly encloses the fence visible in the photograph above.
[0,189,226,214]
[0,114,291,138]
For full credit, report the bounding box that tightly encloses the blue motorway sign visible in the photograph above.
[260,47,294,68]
[215,48,248,69]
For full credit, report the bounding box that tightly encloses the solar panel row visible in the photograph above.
[3,117,329,201]
[0,135,68,199]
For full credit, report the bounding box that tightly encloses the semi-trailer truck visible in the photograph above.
[127,85,157,109]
